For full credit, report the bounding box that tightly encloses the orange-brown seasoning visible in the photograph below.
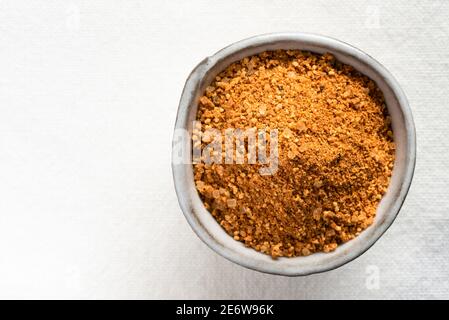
[193,50,395,258]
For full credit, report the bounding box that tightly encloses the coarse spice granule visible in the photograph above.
[193,50,395,258]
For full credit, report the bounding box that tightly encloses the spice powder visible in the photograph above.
[193,50,395,258]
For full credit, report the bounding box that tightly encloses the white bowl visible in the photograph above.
[172,33,416,276]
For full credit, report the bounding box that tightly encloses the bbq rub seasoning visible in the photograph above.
[193,50,395,258]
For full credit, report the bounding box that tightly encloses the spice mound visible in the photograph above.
[193,50,395,258]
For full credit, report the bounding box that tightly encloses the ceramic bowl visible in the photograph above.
[172,33,416,276]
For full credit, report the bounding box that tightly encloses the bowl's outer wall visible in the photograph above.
[172,33,416,276]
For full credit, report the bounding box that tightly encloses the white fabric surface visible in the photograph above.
[0,0,448,299]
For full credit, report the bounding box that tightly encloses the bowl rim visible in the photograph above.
[172,32,416,276]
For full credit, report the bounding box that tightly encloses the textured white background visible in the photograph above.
[0,0,448,299]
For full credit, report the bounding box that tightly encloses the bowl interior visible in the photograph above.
[173,33,415,276]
